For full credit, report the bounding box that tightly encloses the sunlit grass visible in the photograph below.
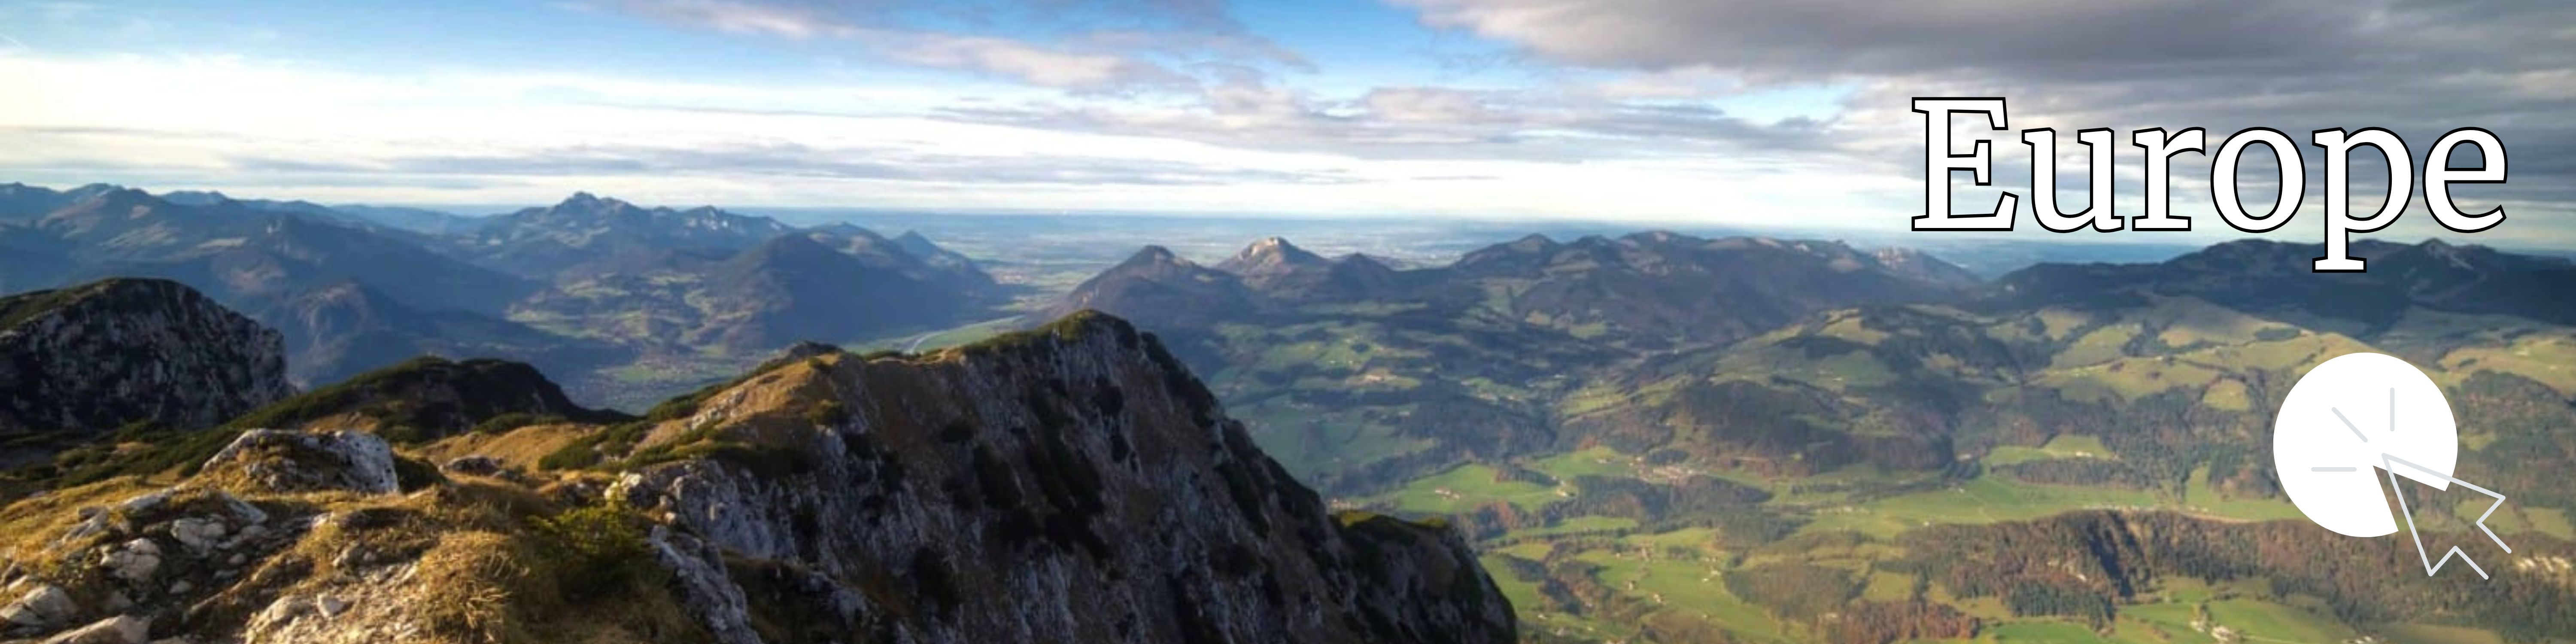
[1369,463,1560,515]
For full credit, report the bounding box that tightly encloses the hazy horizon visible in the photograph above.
[4,0,2572,249]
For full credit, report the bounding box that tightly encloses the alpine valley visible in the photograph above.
[0,182,2572,644]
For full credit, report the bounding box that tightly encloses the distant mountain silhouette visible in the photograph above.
[322,204,485,235]
[466,192,799,276]
[0,183,118,223]
[693,233,989,349]
[802,224,1003,301]
[1207,237,1397,301]
[0,182,1018,409]
[1216,236,1331,277]
[39,188,536,315]
[1052,231,1981,352]
[1993,238,2576,329]
[1044,246,1258,331]
[893,229,981,271]
[252,279,627,387]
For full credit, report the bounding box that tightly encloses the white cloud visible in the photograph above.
[0,52,1898,225]
[1386,0,2576,242]
[24,0,2556,243]
[603,0,1294,93]
[876,32,1194,91]
[611,0,848,39]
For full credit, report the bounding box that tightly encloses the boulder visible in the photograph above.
[100,539,162,583]
[199,430,398,495]
[113,491,171,516]
[167,519,226,554]
[439,455,505,477]
[39,615,149,644]
[1,584,79,628]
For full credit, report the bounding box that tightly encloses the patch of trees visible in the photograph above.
[2451,371,2576,509]
[1958,386,2265,497]
[1893,511,2158,607]
[1817,601,1980,644]
[1893,510,2576,641]
[1587,378,1956,477]
[2005,582,2115,625]
[1722,562,1859,620]
[1493,462,1559,486]
[1697,509,1809,547]
[1555,475,1770,524]
[1289,384,1558,495]
[1450,501,1538,541]
[1853,304,2052,377]
[1545,557,1650,623]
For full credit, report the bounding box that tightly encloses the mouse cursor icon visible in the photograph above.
[2381,452,2512,579]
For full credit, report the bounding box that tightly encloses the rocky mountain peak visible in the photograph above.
[592,310,1515,643]
[1125,244,1186,267]
[892,230,978,270]
[472,192,798,275]
[52,184,127,207]
[2403,237,2506,271]
[158,190,235,206]
[1625,230,1683,246]
[527,193,783,236]
[1455,233,1559,269]
[1043,248,1256,330]
[0,278,292,435]
[1216,236,1328,276]
[67,186,158,213]
[523,192,649,224]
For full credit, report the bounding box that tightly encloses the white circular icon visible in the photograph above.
[2272,352,2459,538]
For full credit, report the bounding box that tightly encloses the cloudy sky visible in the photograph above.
[0,0,2568,244]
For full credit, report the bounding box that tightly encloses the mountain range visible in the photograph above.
[7,179,2576,643]
[0,183,1005,401]
[1023,232,2576,644]
[464,191,801,277]
[1042,232,1982,491]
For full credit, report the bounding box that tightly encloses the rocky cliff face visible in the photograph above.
[0,279,293,435]
[0,311,1513,644]
[603,311,1514,644]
